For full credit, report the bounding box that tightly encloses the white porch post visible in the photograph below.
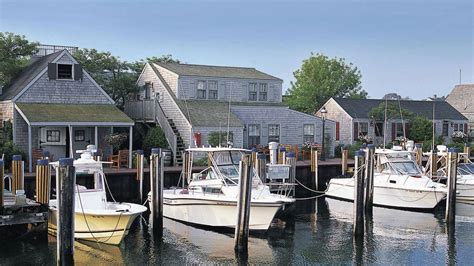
[129,126,133,168]
[28,125,32,172]
[69,125,73,158]
[94,126,98,147]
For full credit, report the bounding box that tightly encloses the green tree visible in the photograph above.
[408,116,433,142]
[73,48,139,108]
[0,32,38,87]
[286,53,367,114]
[142,127,169,155]
[147,54,180,64]
[368,102,414,121]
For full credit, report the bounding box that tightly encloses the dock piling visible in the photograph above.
[286,152,296,197]
[464,143,471,163]
[56,158,76,266]
[353,150,366,237]
[279,147,286,164]
[256,153,266,183]
[234,154,252,254]
[35,159,51,205]
[150,148,164,238]
[12,155,24,194]
[430,150,438,179]
[0,160,3,208]
[311,150,319,190]
[445,148,458,226]
[364,144,375,214]
[341,148,348,176]
[415,144,423,167]
[135,150,144,203]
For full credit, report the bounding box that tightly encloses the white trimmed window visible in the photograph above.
[248,124,260,146]
[208,80,218,99]
[248,83,257,101]
[268,124,280,142]
[197,80,207,99]
[259,83,268,101]
[303,124,314,143]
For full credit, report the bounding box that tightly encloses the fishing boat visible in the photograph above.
[149,147,295,230]
[325,147,447,210]
[48,145,147,245]
[427,147,474,202]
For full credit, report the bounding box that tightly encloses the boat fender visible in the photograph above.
[180,189,189,194]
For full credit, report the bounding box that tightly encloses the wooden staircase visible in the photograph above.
[167,118,185,165]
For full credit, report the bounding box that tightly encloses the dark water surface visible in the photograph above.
[1,198,473,265]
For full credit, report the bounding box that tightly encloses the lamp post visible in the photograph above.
[320,106,327,161]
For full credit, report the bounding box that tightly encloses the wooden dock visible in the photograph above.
[0,190,48,227]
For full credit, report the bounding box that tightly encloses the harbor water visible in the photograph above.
[1,197,473,265]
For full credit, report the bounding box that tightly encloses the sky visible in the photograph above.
[0,0,472,99]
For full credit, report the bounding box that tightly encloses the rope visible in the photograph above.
[294,194,327,201]
[102,171,117,203]
[295,178,328,193]
[76,184,124,246]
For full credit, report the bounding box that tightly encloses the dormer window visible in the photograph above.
[259,83,267,101]
[58,64,73,79]
[248,83,257,101]
[197,80,207,99]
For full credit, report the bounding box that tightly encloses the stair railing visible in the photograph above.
[154,100,178,164]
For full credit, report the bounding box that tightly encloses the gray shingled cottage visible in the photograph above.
[0,48,134,171]
[318,97,468,146]
[446,84,474,137]
[125,62,335,164]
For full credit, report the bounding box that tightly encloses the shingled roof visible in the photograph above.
[153,62,282,81]
[446,84,474,113]
[0,51,62,101]
[175,100,243,127]
[333,98,467,121]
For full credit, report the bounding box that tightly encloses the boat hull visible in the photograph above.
[326,179,446,210]
[48,202,147,245]
[457,182,474,202]
[158,196,283,230]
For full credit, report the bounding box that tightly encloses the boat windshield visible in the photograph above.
[458,163,474,175]
[218,164,239,179]
[390,161,421,175]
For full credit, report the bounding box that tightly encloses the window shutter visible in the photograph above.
[74,64,83,80]
[391,123,396,140]
[336,122,340,141]
[48,63,57,80]
[353,122,358,141]
[464,124,468,134]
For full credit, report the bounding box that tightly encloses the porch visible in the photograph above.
[14,103,135,172]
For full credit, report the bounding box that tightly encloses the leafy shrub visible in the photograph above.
[208,131,233,147]
[0,141,26,171]
[143,127,168,155]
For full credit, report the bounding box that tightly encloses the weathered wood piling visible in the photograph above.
[286,152,296,197]
[341,148,348,176]
[353,150,365,236]
[311,149,319,190]
[256,153,266,183]
[150,148,164,238]
[445,148,458,226]
[35,159,51,205]
[364,144,375,214]
[56,158,76,266]
[278,147,286,164]
[135,150,144,203]
[464,143,471,163]
[11,155,24,194]
[234,154,252,253]
[415,144,423,167]
[0,159,4,208]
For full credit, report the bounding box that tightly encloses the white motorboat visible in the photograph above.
[429,149,474,202]
[149,147,295,230]
[48,146,147,245]
[326,148,447,210]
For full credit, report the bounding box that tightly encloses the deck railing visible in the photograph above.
[124,100,156,121]
[124,100,178,163]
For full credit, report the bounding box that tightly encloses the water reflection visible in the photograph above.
[1,197,473,264]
